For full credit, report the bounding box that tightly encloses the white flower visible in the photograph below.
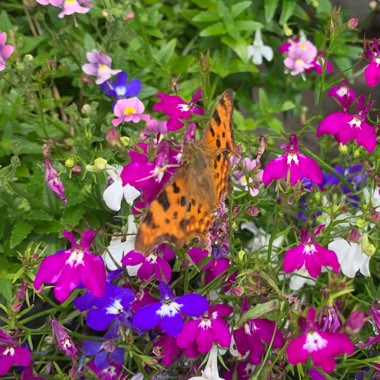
[328,237,370,278]
[247,29,273,65]
[102,215,140,275]
[189,345,224,380]
[289,268,317,291]
[103,165,140,211]
[363,186,380,210]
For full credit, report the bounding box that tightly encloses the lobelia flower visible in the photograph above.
[34,229,106,302]
[308,51,333,76]
[287,307,354,373]
[327,82,356,111]
[345,310,366,334]
[132,282,208,336]
[224,360,256,380]
[87,360,127,380]
[316,95,377,152]
[100,71,142,99]
[153,89,204,131]
[189,345,224,380]
[103,165,140,211]
[262,134,323,186]
[176,304,232,354]
[319,306,341,333]
[140,118,168,139]
[283,225,340,279]
[0,330,31,376]
[112,97,150,126]
[82,49,121,85]
[122,245,175,283]
[44,158,67,204]
[363,38,380,87]
[247,29,273,65]
[51,319,78,360]
[0,32,14,71]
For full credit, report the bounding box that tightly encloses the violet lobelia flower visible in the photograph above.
[100,71,142,99]
[153,89,204,131]
[0,32,14,71]
[317,95,377,152]
[262,134,323,186]
[283,225,340,279]
[364,38,380,87]
[112,97,150,126]
[34,229,106,302]
[51,319,78,360]
[44,158,67,204]
[176,304,232,354]
[82,49,121,85]
[83,338,124,370]
[287,307,354,373]
[132,282,208,336]
[87,359,127,380]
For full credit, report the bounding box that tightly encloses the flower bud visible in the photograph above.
[356,218,368,229]
[123,11,135,21]
[106,127,121,146]
[347,18,359,30]
[120,136,130,146]
[72,164,82,174]
[282,23,293,37]
[346,310,365,334]
[94,158,108,171]
[362,234,375,256]
[65,157,75,168]
[338,143,348,155]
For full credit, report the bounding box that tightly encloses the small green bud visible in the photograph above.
[120,136,130,146]
[65,157,75,168]
[338,143,348,155]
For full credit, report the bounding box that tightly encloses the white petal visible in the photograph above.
[103,180,124,211]
[260,46,274,62]
[123,183,141,205]
[102,237,129,270]
[247,46,263,65]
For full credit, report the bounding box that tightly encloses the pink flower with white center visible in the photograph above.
[37,0,92,18]
[82,49,121,85]
[364,38,380,87]
[51,319,78,360]
[153,89,204,131]
[176,304,232,354]
[34,230,106,302]
[45,158,67,204]
[0,32,14,71]
[317,95,377,152]
[262,134,323,186]
[112,97,150,126]
[121,245,175,283]
[287,307,354,373]
[283,39,318,76]
[283,225,340,279]
[327,82,356,111]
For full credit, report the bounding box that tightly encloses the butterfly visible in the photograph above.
[135,89,236,255]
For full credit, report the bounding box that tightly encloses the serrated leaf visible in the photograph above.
[231,1,252,17]
[25,210,53,221]
[62,207,84,227]
[192,10,220,22]
[0,279,12,303]
[265,0,279,22]
[200,22,226,37]
[279,0,296,25]
[11,221,33,248]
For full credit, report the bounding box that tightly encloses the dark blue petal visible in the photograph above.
[110,347,125,365]
[160,313,183,336]
[107,269,123,282]
[74,290,97,311]
[114,71,128,87]
[324,166,343,186]
[87,309,116,331]
[159,282,175,300]
[94,350,110,369]
[120,288,135,308]
[100,80,117,97]
[176,293,208,316]
[132,302,161,331]
[125,79,142,97]
[104,320,120,339]
[83,340,102,356]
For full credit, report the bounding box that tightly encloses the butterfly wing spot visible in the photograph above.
[212,110,221,125]
[144,211,158,229]
[172,182,180,193]
[179,196,186,206]
[173,211,178,219]
[165,218,170,224]
[157,190,170,211]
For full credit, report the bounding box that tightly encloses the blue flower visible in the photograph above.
[100,71,142,99]
[132,282,208,336]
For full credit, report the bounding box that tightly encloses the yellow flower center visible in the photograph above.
[124,107,136,115]
[66,0,75,3]
[300,43,306,50]
[295,58,304,65]
[99,64,107,71]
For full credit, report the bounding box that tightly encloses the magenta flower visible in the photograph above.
[36,0,92,18]
[82,49,121,85]
[51,319,78,360]
[308,52,333,76]
[132,282,208,336]
[176,304,232,354]
[87,360,127,380]
[112,97,150,126]
[34,230,106,302]
[283,225,340,279]
[121,245,175,283]
[45,158,67,204]
[327,82,356,111]
[0,32,14,71]
[283,39,318,76]
[319,306,341,333]
[317,95,377,152]
[364,38,380,87]
[153,89,204,131]
[287,307,354,373]
[262,134,323,186]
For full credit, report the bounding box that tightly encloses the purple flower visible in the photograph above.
[44,158,67,204]
[37,0,92,18]
[132,282,208,336]
[0,32,14,71]
[100,71,141,99]
[262,134,323,186]
[153,334,194,366]
[346,310,366,334]
[283,39,317,76]
[140,118,168,139]
[370,301,380,332]
[283,225,340,279]
[112,97,150,126]
[82,49,121,85]
[87,359,126,380]
[317,95,377,152]
[51,319,78,360]
[224,360,256,380]
[364,38,380,87]
[34,230,106,302]
[153,89,204,131]
[84,284,135,331]
[83,339,124,370]
[327,82,356,111]
[176,304,232,354]
[121,245,175,283]
[287,307,354,373]
[319,306,341,333]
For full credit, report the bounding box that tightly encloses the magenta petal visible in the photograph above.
[34,252,69,290]
[287,336,308,365]
[317,112,349,137]
[364,62,380,87]
[335,122,356,144]
[316,245,340,274]
[176,320,198,348]
[234,327,249,355]
[14,347,31,366]
[81,254,106,297]
[0,354,13,376]
[262,156,287,185]
[197,326,213,353]
[283,245,305,273]
[248,333,265,364]
[121,250,145,266]
[2,45,14,60]
[80,230,96,249]
[357,122,377,152]
[54,265,81,302]
[212,319,231,348]
[137,261,153,280]
[298,155,323,184]
[304,252,322,278]
[154,258,172,283]
[311,350,336,373]
[288,161,302,185]
[62,230,76,246]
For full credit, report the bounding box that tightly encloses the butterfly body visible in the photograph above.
[135,90,235,255]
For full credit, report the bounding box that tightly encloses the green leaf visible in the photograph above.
[20,36,46,54]
[154,39,177,64]
[281,100,295,111]
[62,206,84,227]
[139,85,158,99]
[11,221,33,248]
[258,88,270,116]
[0,11,13,31]
[266,117,284,133]
[232,20,263,32]
[192,10,220,22]
[83,33,96,51]
[221,36,248,62]
[279,0,296,25]
[237,300,279,327]
[0,279,12,303]
[231,1,252,18]
[199,22,226,37]
[265,0,279,22]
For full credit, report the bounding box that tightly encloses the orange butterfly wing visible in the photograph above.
[135,90,235,255]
